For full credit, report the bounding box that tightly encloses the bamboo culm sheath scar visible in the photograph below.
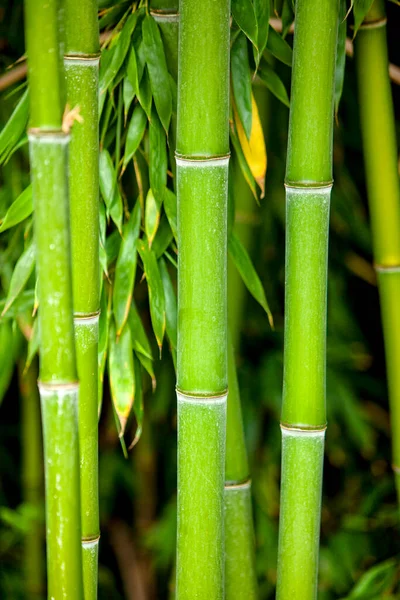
[24,0,83,597]
[64,0,101,596]
[277,1,339,599]
[176,0,230,597]
[355,0,400,507]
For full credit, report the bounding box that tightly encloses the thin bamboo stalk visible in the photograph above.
[63,1,100,595]
[19,357,44,599]
[276,1,339,598]
[354,0,400,505]
[24,1,83,596]
[176,0,230,596]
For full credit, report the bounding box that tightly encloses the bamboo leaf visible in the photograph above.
[335,0,347,117]
[142,14,172,132]
[163,187,177,242]
[98,284,111,416]
[113,201,141,336]
[128,300,153,360]
[0,90,29,165]
[266,26,293,67]
[152,215,173,259]
[99,149,123,233]
[0,322,14,404]
[0,186,33,233]
[230,124,257,200]
[228,232,273,327]
[145,189,160,247]
[109,319,135,435]
[0,290,35,321]
[127,46,139,92]
[149,108,167,207]
[129,354,144,448]
[254,0,270,65]
[136,238,165,351]
[25,317,39,373]
[231,33,252,140]
[340,558,396,599]
[231,0,258,49]
[137,66,153,119]
[123,77,135,120]
[2,243,35,317]
[353,0,375,38]
[281,0,294,38]
[234,93,267,197]
[123,103,147,168]
[258,63,290,107]
[159,257,177,350]
[100,12,139,93]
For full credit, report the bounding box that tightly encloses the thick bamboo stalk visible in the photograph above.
[19,357,44,598]
[277,1,339,598]
[354,0,400,504]
[24,0,83,597]
[63,1,100,595]
[176,0,230,597]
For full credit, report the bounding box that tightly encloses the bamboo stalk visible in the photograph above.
[19,357,44,599]
[176,0,230,596]
[276,1,339,598]
[354,0,400,505]
[24,2,83,597]
[63,1,100,595]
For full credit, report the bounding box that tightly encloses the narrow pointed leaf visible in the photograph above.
[228,231,273,326]
[0,322,14,404]
[99,149,123,233]
[231,0,258,49]
[128,300,153,360]
[25,317,39,373]
[152,215,173,259]
[123,77,136,119]
[254,0,270,64]
[109,319,135,435]
[163,187,177,241]
[266,26,293,67]
[142,14,172,132]
[98,285,111,415]
[335,0,347,117]
[100,12,138,93]
[149,108,167,206]
[136,238,165,350]
[129,355,144,448]
[230,125,257,199]
[353,0,375,38]
[123,103,147,168]
[2,243,35,317]
[127,46,139,93]
[0,186,33,233]
[137,67,153,119]
[145,189,160,247]
[113,201,141,335]
[159,257,177,350]
[258,63,290,107]
[231,33,252,140]
[0,90,29,165]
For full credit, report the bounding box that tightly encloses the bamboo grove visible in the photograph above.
[0,0,399,598]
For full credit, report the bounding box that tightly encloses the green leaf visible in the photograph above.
[113,201,141,335]
[0,186,33,233]
[128,300,153,360]
[340,558,397,599]
[145,189,160,247]
[127,46,139,93]
[230,126,257,199]
[254,0,270,65]
[163,188,177,242]
[25,318,39,373]
[100,12,139,93]
[231,33,252,140]
[149,108,167,207]
[258,63,290,107]
[109,319,135,435]
[266,26,293,67]
[129,355,144,448]
[159,257,177,350]
[152,215,173,259]
[281,0,294,38]
[98,284,111,416]
[123,103,147,168]
[123,77,135,120]
[353,0,375,38]
[231,0,258,49]
[0,322,14,404]
[137,66,153,119]
[2,243,35,317]
[0,290,35,321]
[136,238,165,351]
[335,0,347,117]
[99,149,123,233]
[0,90,29,165]
[228,232,273,326]
[142,14,172,132]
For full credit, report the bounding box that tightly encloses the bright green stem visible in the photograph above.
[354,1,400,504]
[278,0,339,597]
[64,3,100,595]
[24,1,83,596]
[19,358,44,598]
[276,430,325,599]
[176,394,227,599]
[176,0,230,596]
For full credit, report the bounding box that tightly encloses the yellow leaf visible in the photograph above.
[234,94,267,198]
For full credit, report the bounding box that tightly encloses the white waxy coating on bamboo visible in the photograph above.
[175,155,230,168]
[28,132,70,144]
[284,183,333,193]
[224,479,251,491]
[64,56,100,65]
[150,11,179,22]
[38,381,79,395]
[177,389,228,405]
[374,265,400,273]
[73,312,100,325]
[280,425,326,438]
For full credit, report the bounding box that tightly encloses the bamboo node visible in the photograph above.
[38,380,79,395]
[64,53,101,63]
[358,17,387,30]
[374,263,400,273]
[150,10,179,22]
[28,129,69,143]
[176,388,228,404]
[74,310,101,324]
[280,423,327,435]
[392,464,400,475]
[225,478,251,491]
[284,181,333,190]
[175,153,230,168]
[82,534,101,546]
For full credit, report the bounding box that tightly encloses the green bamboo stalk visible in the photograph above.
[63,1,100,595]
[24,1,83,597]
[19,357,44,598]
[176,0,230,597]
[277,1,339,598]
[354,0,400,504]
